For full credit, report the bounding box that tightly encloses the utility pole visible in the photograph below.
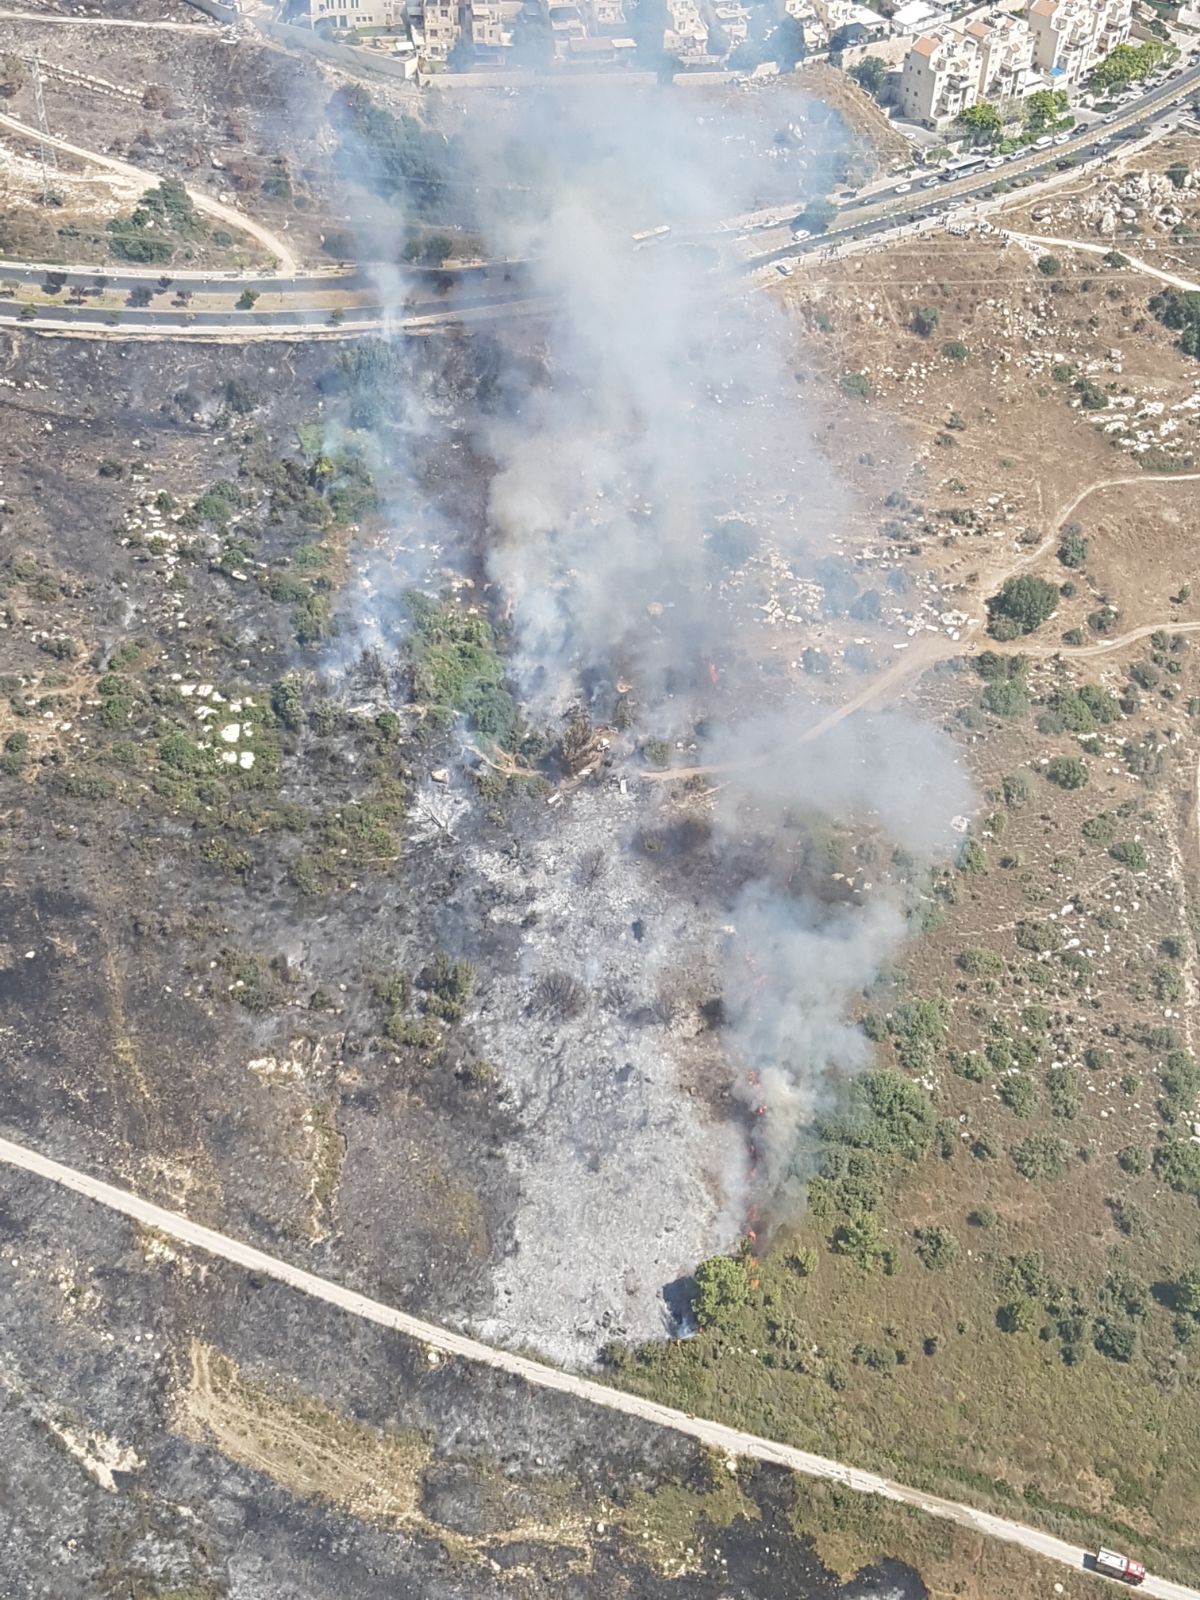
[28,53,58,206]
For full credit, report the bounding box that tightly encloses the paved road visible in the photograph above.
[743,60,1200,274]
[0,1130,1193,1597]
[0,7,208,27]
[1007,230,1200,292]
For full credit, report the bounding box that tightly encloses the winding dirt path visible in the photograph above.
[0,1131,1194,1599]
[647,472,1200,784]
[0,109,298,274]
[1006,230,1200,295]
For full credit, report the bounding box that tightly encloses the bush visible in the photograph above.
[1011,1133,1070,1180]
[842,372,871,399]
[998,1296,1038,1334]
[1109,839,1146,869]
[832,1209,888,1271]
[913,305,940,337]
[982,677,1030,718]
[1037,255,1061,276]
[999,1074,1037,1117]
[692,1254,752,1328]
[958,946,1005,980]
[1057,528,1088,568]
[987,575,1058,637]
[1154,1140,1200,1194]
[1093,1318,1137,1362]
[1046,756,1088,790]
[914,1225,958,1270]
[942,340,969,362]
[969,1206,998,1228]
[824,1069,936,1161]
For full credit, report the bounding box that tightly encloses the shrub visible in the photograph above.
[1011,1133,1070,1180]
[1155,1140,1200,1194]
[1037,255,1061,276]
[999,1074,1037,1117]
[943,340,969,362]
[1002,773,1030,807]
[914,1225,958,1270]
[998,1296,1038,1333]
[692,1254,752,1328]
[1046,756,1088,790]
[1082,811,1118,846]
[969,1206,998,1229]
[1093,1318,1137,1362]
[982,677,1030,718]
[237,288,260,311]
[958,946,1005,980]
[913,305,940,337]
[832,1209,888,1271]
[842,372,871,399]
[987,575,1058,637]
[1109,840,1146,869]
[1057,527,1088,568]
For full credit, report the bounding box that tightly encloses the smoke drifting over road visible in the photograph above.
[340,79,972,1316]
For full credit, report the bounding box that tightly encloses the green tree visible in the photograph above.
[1024,88,1068,132]
[796,196,837,234]
[1037,255,1061,277]
[1090,40,1163,92]
[998,1295,1037,1333]
[1167,161,1190,191]
[771,15,807,68]
[1046,756,1089,790]
[987,574,1058,637]
[960,102,1002,146]
[692,1254,751,1327]
[850,55,887,100]
[237,288,260,310]
[1174,1266,1200,1317]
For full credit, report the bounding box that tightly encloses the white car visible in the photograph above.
[791,228,811,243]
[775,260,794,276]
[921,175,940,188]
[1103,112,1118,123]
[1033,134,1054,148]
[985,155,1005,168]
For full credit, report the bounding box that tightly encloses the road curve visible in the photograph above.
[0,109,298,274]
[0,1131,1192,1597]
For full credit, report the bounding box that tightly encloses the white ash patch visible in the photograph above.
[466,784,743,1367]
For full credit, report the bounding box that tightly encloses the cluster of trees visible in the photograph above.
[1090,39,1163,93]
[107,178,203,265]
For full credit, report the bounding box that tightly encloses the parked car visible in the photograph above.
[1053,131,1071,145]
[775,260,794,276]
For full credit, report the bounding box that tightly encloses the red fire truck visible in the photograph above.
[1096,1549,1146,1586]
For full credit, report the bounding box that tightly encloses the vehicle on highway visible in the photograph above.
[1033,134,1054,148]
[921,175,940,188]
[1095,1549,1145,1587]
[985,155,1005,168]
[1053,132,1071,145]
[1103,112,1118,123]
[791,228,811,242]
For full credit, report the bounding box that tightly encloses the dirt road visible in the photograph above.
[0,1131,1192,1598]
[648,473,1200,785]
[0,109,298,274]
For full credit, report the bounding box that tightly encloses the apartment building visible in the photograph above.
[898,30,982,125]
[306,0,405,26]
[1027,0,1132,84]
[664,0,708,56]
[899,0,1128,127]
[965,10,1034,103]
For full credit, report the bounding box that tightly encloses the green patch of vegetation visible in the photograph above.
[1149,288,1200,360]
[406,592,517,744]
[986,576,1058,640]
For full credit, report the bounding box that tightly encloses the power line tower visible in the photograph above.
[28,53,58,205]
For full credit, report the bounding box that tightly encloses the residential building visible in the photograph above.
[422,0,460,54]
[664,0,708,56]
[1027,0,1132,84]
[305,0,406,25]
[898,29,980,125]
[964,10,1035,103]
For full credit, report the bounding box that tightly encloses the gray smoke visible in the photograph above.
[344,80,973,1234]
